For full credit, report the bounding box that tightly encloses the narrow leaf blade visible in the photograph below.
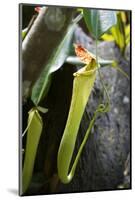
[22,27,28,40]
[31,23,77,105]
[22,109,43,194]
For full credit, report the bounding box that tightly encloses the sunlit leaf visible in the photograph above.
[125,25,130,36]
[101,33,114,41]
[22,27,28,40]
[31,23,77,105]
[125,24,130,45]
[22,108,43,194]
[83,9,117,39]
[111,25,125,50]
[120,11,127,23]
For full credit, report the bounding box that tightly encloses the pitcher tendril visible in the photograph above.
[95,11,110,112]
[57,44,97,183]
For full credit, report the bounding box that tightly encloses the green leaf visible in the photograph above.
[125,25,130,45]
[101,12,130,51]
[101,33,115,41]
[83,9,117,39]
[22,27,28,40]
[22,108,43,194]
[37,106,48,113]
[31,23,77,105]
[111,25,125,50]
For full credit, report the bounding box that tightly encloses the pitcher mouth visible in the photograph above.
[73,59,97,77]
[73,43,98,77]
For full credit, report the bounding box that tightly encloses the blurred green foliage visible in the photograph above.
[101,11,130,53]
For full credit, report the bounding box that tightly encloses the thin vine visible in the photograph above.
[94,11,110,114]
